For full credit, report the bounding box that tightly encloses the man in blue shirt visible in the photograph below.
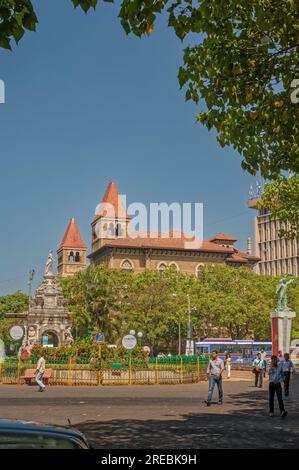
[268,355,287,418]
[252,353,264,388]
[205,350,225,406]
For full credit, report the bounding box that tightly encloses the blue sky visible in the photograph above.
[0,1,257,295]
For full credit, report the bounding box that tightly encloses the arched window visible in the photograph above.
[116,223,124,237]
[108,223,115,237]
[196,263,205,276]
[157,262,167,274]
[169,262,179,272]
[75,252,80,263]
[120,259,134,271]
[69,251,74,263]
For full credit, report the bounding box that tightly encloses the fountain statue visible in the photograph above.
[270,277,296,355]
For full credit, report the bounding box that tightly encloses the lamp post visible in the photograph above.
[137,331,143,346]
[185,294,196,356]
[172,293,196,356]
[25,269,35,347]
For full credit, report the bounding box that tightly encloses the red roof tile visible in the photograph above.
[94,181,128,220]
[59,218,87,250]
[209,233,237,242]
[226,249,260,264]
[99,231,234,253]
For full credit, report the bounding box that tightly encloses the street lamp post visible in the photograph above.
[185,294,196,356]
[25,269,35,346]
[137,331,143,346]
[172,293,195,356]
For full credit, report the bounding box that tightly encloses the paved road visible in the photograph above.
[0,376,298,448]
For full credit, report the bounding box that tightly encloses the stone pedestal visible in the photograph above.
[22,273,73,351]
[270,310,296,355]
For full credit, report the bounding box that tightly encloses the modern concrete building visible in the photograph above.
[248,196,298,276]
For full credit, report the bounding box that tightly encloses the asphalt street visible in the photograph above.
[0,375,298,448]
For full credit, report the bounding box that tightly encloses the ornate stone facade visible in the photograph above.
[21,272,73,351]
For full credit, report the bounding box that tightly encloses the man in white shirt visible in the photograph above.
[35,353,46,392]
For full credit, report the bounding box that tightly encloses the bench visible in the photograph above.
[21,368,53,385]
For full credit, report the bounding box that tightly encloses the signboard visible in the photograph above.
[94,333,105,345]
[122,334,137,350]
[9,326,24,341]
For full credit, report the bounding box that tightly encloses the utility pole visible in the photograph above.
[178,322,181,356]
[186,294,195,356]
[25,269,35,346]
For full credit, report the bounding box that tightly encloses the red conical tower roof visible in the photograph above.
[59,218,87,249]
[95,181,128,220]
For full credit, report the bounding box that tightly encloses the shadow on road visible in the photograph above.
[76,388,299,449]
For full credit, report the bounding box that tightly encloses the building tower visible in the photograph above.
[57,218,87,277]
[89,181,131,267]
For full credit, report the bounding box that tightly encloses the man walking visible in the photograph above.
[35,352,46,392]
[282,353,295,397]
[252,352,264,388]
[268,355,287,418]
[205,350,225,406]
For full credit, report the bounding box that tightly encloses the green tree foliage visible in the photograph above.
[122,267,194,353]
[60,265,132,342]
[258,175,299,239]
[192,265,276,341]
[61,264,286,352]
[0,291,28,343]
[0,291,28,315]
[0,0,38,50]
[1,1,298,231]
[288,278,299,338]
[1,1,298,175]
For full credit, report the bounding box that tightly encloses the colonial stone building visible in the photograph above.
[65,181,257,274]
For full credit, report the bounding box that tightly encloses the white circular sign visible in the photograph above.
[9,325,24,341]
[122,334,137,350]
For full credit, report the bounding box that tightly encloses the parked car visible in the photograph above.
[0,419,90,449]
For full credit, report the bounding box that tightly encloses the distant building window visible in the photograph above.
[157,262,167,274]
[120,259,134,271]
[116,223,124,237]
[196,263,205,276]
[69,251,74,263]
[169,262,179,272]
[108,223,115,237]
[75,252,80,263]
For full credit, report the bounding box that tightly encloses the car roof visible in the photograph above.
[0,419,85,440]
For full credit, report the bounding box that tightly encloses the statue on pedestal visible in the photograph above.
[64,326,74,346]
[276,278,295,311]
[44,250,55,276]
